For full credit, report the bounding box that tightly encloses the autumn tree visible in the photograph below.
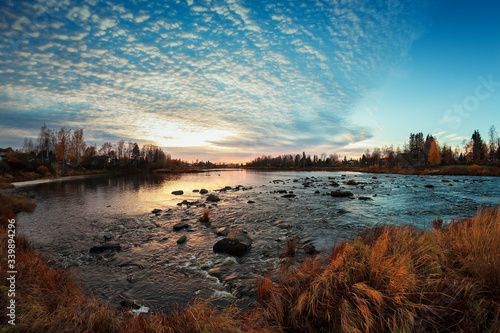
[56,127,71,163]
[428,140,441,165]
[70,129,86,165]
[37,124,53,163]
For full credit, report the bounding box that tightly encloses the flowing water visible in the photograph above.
[9,170,500,312]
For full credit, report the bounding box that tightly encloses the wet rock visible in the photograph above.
[330,181,340,187]
[372,176,378,179]
[215,227,229,236]
[173,222,189,231]
[89,243,122,254]
[200,189,209,194]
[337,209,349,214]
[358,196,373,201]
[171,190,184,195]
[177,235,187,244]
[303,243,319,255]
[276,190,287,194]
[103,234,113,241]
[330,190,354,197]
[314,190,320,194]
[345,179,358,185]
[213,229,252,257]
[151,209,162,214]
[424,184,435,188]
[193,189,199,192]
[206,194,221,202]
[449,183,453,186]
[282,193,296,198]
[247,200,255,204]
[120,299,140,310]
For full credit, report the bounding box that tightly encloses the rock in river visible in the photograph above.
[171,190,184,195]
[330,190,354,197]
[213,229,252,257]
[89,243,122,254]
[173,222,189,231]
[200,189,209,194]
[206,194,221,202]
[303,243,319,255]
[424,184,435,188]
[177,235,187,244]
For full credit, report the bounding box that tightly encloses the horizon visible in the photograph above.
[1,0,500,163]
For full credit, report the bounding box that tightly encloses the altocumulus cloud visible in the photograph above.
[0,0,428,160]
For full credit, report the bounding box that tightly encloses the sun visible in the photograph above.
[137,116,234,149]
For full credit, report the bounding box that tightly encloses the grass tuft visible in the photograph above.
[199,209,210,223]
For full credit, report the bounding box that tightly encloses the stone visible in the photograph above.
[424,184,435,188]
[89,243,122,254]
[330,190,354,197]
[213,229,252,257]
[173,222,189,231]
[247,200,255,204]
[200,189,209,194]
[345,179,358,185]
[303,243,319,255]
[171,190,184,195]
[358,196,373,201]
[282,194,296,198]
[151,209,162,214]
[206,194,220,202]
[177,235,187,244]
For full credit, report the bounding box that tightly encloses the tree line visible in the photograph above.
[247,126,500,168]
[18,124,179,171]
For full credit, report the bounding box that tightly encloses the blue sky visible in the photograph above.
[1,0,499,162]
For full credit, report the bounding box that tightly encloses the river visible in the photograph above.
[8,169,500,312]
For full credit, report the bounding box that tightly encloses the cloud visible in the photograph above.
[0,0,430,161]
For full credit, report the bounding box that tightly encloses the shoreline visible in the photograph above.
[1,192,499,331]
[245,164,500,177]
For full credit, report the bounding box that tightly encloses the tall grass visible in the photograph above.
[1,192,499,332]
[251,207,500,332]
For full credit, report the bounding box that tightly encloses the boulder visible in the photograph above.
[345,179,358,185]
[206,194,220,202]
[330,190,354,197]
[303,244,319,255]
[358,196,373,201]
[177,235,187,244]
[171,190,184,195]
[247,200,255,204]
[151,209,162,214]
[173,222,189,231]
[424,184,435,188]
[90,243,122,254]
[282,194,296,198]
[200,189,209,194]
[213,229,252,257]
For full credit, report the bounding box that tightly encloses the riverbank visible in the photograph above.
[1,192,499,332]
[246,164,500,177]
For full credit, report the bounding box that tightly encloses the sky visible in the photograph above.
[0,0,499,163]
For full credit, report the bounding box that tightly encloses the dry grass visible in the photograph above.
[284,237,297,257]
[199,209,210,223]
[252,207,500,332]
[1,192,499,332]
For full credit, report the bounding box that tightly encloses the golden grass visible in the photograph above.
[198,210,210,223]
[1,192,499,332]
[252,207,500,332]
